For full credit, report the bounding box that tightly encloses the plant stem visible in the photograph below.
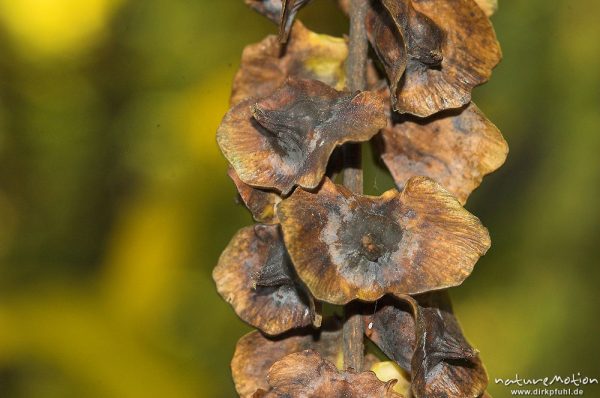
[342,0,368,372]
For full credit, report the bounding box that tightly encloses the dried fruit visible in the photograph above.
[260,350,402,397]
[367,0,501,117]
[217,1,506,395]
[213,225,319,335]
[218,78,386,194]
[380,102,508,204]
[277,177,490,304]
[364,292,488,398]
[229,168,281,224]
[231,21,348,106]
[365,1,407,106]
[231,320,379,397]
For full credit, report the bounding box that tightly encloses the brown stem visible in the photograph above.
[342,0,368,372]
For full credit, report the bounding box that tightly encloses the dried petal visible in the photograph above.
[368,0,501,117]
[278,177,490,304]
[232,320,377,397]
[475,0,498,17]
[218,78,386,194]
[231,21,348,106]
[366,1,407,103]
[229,167,281,224]
[263,350,402,397]
[411,292,488,398]
[380,103,508,204]
[213,225,317,335]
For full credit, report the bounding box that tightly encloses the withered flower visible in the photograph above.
[278,177,490,304]
[243,0,312,43]
[232,321,380,397]
[367,0,501,117]
[259,350,403,397]
[218,78,386,195]
[364,292,488,398]
[213,224,319,335]
[231,21,348,106]
[229,167,281,224]
[380,102,508,205]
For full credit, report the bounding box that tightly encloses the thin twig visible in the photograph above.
[342,0,369,372]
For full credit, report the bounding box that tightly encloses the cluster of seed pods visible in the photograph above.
[214,0,506,396]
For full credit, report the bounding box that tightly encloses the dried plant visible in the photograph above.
[215,0,506,396]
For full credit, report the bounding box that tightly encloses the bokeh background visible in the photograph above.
[0,1,599,397]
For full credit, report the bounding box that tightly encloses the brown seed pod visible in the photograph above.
[364,296,415,371]
[218,78,386,195]
[231,320,380,398]
[213,224,319,335]
[367,0,501,117]
[364,292,488,398]
[380,103,508,205]
[229,167,281,224]
[231,21,348,106]
[277,177,490,304]
[366,1,407,106]
[260,350,403,397]
[381,0,444,67]
[411,292,488,398]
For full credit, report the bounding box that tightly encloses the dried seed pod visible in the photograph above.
[380,103,508,205]
[381,0,444,67]
[213,225,319,335]
[367,0,501,117]
[243,0,312,43]
[364,293,488,398]
[218,78,386,195]
[475,0,498,17]
[364,297,415,371]
[366,1,407,105]
[232,320,379,397]
[229,167,281,224]
[411,292,488,398]
[231,21,348,106]
[261,350,403,397]
[278,177,490,304]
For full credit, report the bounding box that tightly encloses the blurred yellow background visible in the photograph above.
[0,1,599,397]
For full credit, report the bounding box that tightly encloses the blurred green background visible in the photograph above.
[0,1,599,397]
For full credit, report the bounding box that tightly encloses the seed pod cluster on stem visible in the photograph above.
[214,0,507,396]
